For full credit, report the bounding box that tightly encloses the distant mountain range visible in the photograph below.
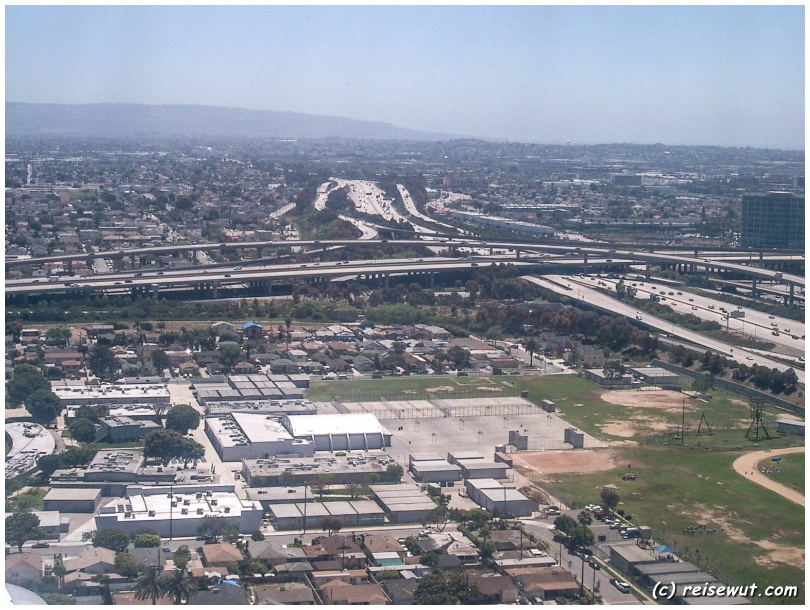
[5,102,455,140]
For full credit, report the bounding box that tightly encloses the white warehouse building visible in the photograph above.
[282,413,392,452]
[95,484,263,537]
[205,412,314,462]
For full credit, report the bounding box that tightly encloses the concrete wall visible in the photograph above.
[651,359,804,416]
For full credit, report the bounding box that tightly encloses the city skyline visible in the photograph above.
[5,5,805,150]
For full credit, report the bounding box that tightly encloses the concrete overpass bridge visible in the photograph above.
[6,238,804,303]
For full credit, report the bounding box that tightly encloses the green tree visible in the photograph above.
[196,516,237,542]
[45,327,72,347]
[553,514,578,535]
[164,404,201,435]
[25,389,63,424]
[320,516,343,537]
[161,568,198,605]
[133,533,162,548]
[413,571,478,605]
[446,345,471,370]
[134,567,166,605]
[7,370,51,407]
[94,528,131,553]
[173,546,191,571]
[52,557,67,588]
[68,417,97,443]
[577,510,593,526]
[143,429,203,467]
[179,437,205,468]
[524,337,539,366]
[218,343,242,372]
[568,525,595,550]
[600,488,620,512]
[151,350,171,374]
[87,344,122,380]
[5,512,43,552]
[115,552,141,578]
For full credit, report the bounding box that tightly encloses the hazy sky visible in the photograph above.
[5,5,805,149]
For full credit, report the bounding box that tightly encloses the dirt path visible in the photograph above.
[732,447,805,507]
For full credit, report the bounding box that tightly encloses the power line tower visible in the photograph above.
[696,412,713,436]
[745,399,771,442]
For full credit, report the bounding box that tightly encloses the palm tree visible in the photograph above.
[162,567,198,605]
[134,567,165,605]
[524,337,539,366]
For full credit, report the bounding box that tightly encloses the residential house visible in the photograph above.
[270,358,298,375]
[351,355,375,373]
[509,566,580,601]
[417,532,480,565]
[381,579,419,605]
[63,547,117,575]
[211,321,235,335]
[254,583,315,605]
[242,322,264,342]
[469,574,520,604]
[201,543,243,568]
[321,582,389,605]
[5,553,42,584]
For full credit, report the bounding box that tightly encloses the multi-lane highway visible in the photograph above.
[522,275,804,384]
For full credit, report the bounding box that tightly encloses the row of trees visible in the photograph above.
[6,364,64,424]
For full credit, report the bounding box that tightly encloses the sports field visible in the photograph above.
[308,373,805,604]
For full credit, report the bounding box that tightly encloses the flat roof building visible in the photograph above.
[243,454,399,487]
[205,413,314,462]
[53,383,170,406]
[282,413,392,451]
[465,479,537,517]
[43,488,102,513]
[370,484,438,524]
[95,484,262,537]
[267,501,384,531]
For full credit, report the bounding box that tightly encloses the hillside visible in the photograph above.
[5,102,452,140]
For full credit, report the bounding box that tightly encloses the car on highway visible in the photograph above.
[746,356,754,360]
[32,542,50,549]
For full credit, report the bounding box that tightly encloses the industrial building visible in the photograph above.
[205,412,314,462]
[282,413,392,451]
[5,422,55,481]
[456,459,511,480]
[95,484,263,537]
[203,399,317,417]
[408,454,462,484]
[43,488,103,513]
[776,418,805,436]
[370,484,438,524]
[192,374,309,405]
[464,479,537,517]
[267,500,385,530]
[52,382,170,406]
[243,454,399,487]
[49,449,214,496]
[94,415,161,443]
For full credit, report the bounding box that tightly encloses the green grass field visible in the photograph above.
[533,445,805,604]
[758,453,804,496]
[306,373,805,604]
